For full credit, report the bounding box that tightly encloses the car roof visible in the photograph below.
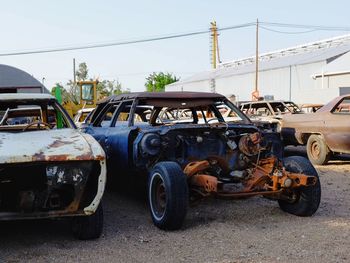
[318,93,350,112]
[0,93,55,101]
[98,91,226,104]
[240,100,291,105]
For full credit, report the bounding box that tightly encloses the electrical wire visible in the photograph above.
[259,25,318,34]
[260,21,350,31]
[0,22,255,57]
[1,21,350,57]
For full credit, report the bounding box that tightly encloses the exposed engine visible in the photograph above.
[136,126,317,199]
[137,126,282,177]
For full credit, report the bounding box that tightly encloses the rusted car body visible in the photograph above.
[239,100,303,131]
[281,94,350,165]
[85,92,320,230]
[0,94,106,239]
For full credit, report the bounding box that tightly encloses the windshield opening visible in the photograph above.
[0,100,73,132]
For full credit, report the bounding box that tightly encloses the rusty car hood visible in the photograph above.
[0,129,105,164]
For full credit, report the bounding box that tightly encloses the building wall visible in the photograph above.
[167,60,350,104]
[166,79,211,92]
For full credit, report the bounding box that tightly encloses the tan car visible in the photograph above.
[281,94,350,165]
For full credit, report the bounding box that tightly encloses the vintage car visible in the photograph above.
[84,92,320,230]
[281,94,350,165]
[239,100,303,131]
[0,94,106,239]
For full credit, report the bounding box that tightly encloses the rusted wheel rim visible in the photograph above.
[310,141,321,159]
[150,173,167,219]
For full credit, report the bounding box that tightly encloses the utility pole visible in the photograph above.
[253,19,260,101]
[73,58,76,84]
[210,21,220,69]
[210,21,221,93]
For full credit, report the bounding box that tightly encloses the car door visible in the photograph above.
[105,100,137,174]
[84,102,119,152]
[323,96,350,153]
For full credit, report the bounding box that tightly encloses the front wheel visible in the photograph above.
[278,156,321,216]
[306,134,331,165]
[148,161,188,230]
[71,204,104,240]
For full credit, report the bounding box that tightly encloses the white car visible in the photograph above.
[0,94,106,240]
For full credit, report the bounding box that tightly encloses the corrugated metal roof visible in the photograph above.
[168,40,350,87]
[0,64,49,92]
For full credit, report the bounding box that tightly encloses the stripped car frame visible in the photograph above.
[85,92,320,230]
[0,94,106,239]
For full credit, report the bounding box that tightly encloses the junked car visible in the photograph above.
[281,94,350,165]
[239,100,302,131]
[0,94,106,239]
[85,92,320,230]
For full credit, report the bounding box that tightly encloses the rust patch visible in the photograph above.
[95,154,105,160]
[49,139,73,148]
[32,151,72,162]
[184,160,210,177]
[76,153,94,160]
[191,174,218,193]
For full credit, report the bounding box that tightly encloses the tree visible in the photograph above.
[66,62,89,103]
[145,72,179,92]
[96,79,130,99]
[76,62,88,81]
[65,62,129,101]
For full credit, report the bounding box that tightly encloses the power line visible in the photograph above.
[260,21,350,31]
[0,22,255,57]
[259,25,318,34]
[1,21,350,57]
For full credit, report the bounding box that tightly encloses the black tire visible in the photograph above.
[278,156,321,216]
[306,134,331,165]
[148,161,188,230]
[71,204,103,240]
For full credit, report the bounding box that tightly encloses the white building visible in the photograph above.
[166,34,350,104]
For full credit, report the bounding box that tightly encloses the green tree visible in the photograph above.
[96,79,130,99]
[65,62,129,101]
[145,72,179,92]
[76,62,88,81]
[66,62,89,103]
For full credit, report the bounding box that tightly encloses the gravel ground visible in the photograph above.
[0,148,349,263]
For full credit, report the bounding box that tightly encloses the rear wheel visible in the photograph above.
[71,204,103,240]
[306,134,331,165]
[148,161,188,230]
[278,156,321,216]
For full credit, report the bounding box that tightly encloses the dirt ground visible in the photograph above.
[0,147,349,263]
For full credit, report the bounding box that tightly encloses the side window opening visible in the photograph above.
[111,101,133,126]
[332,97,350,114]
[101,105,118,127]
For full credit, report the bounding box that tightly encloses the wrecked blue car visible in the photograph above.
[84,92,320,230]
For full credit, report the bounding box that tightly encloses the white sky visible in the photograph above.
[1,0,350,91]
